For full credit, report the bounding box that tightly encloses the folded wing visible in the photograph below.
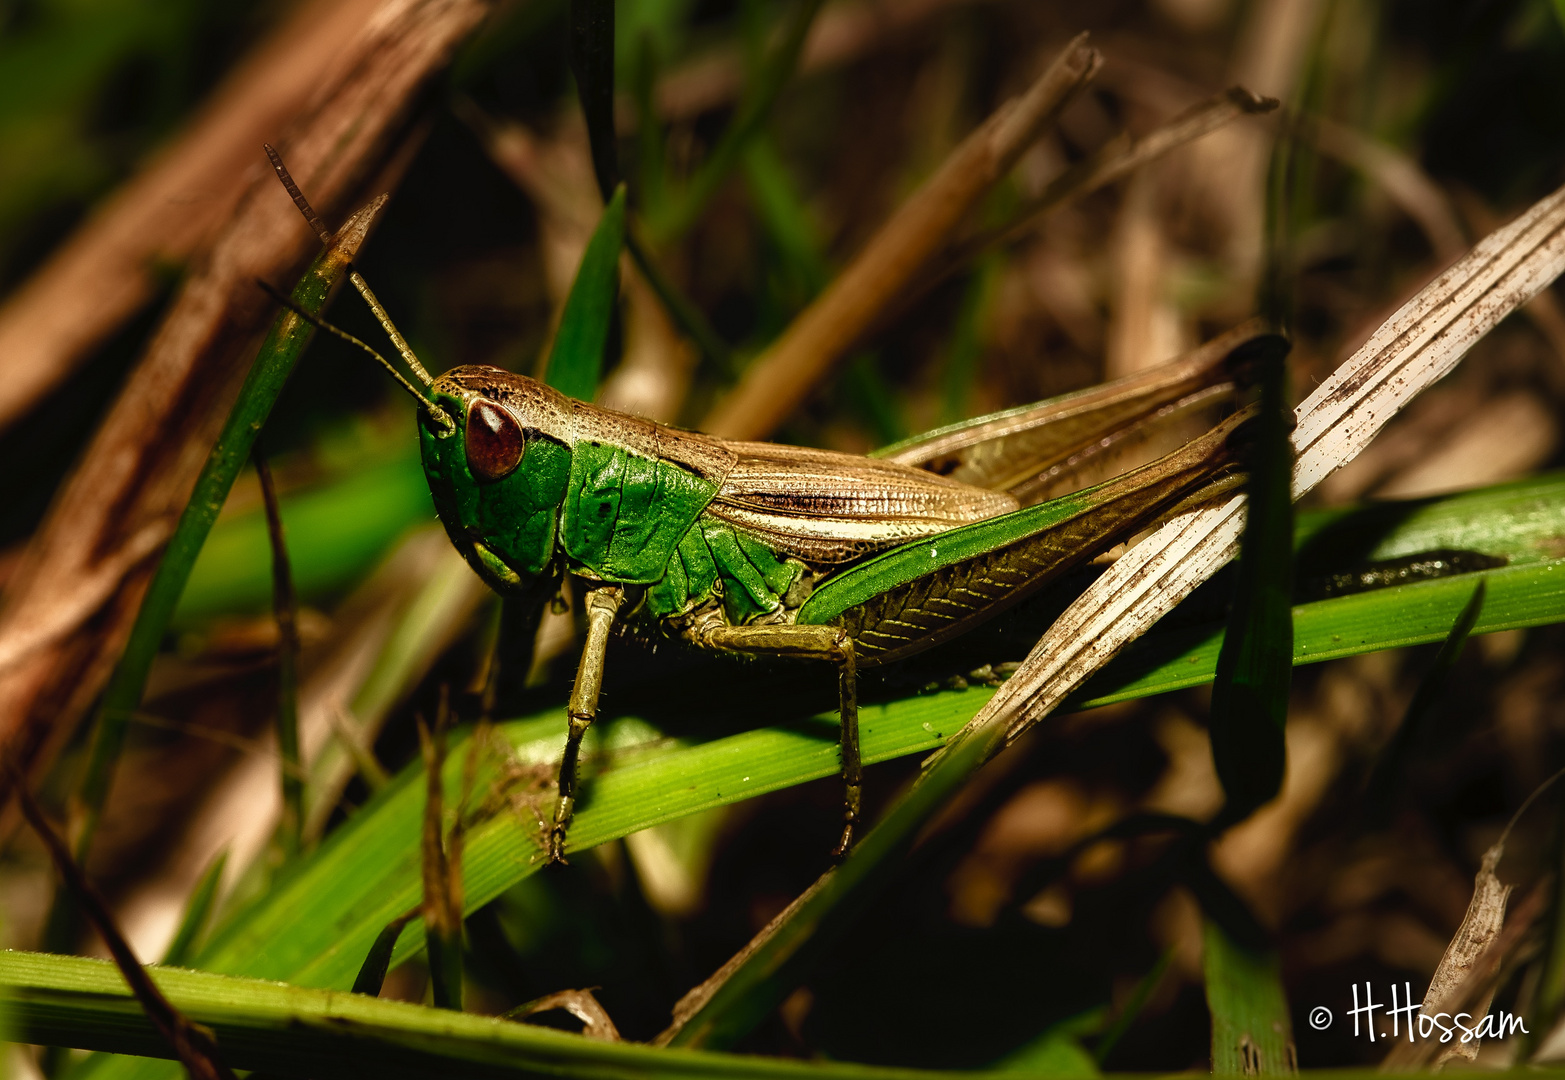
[706,442,1017,565]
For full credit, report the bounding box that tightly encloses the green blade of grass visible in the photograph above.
[72,197,385,864]
[1362,579,1486,817]
[742,134,905,443]
[631,28,668,220]
[625,227,735,373]
[160,853,227,970]
[302,532,487,839]
[993,1020,1101,1077]
[568,0,618,201]
[660,707,1007,1049]
[1067,554,1557,710]
[543,185,626,400]
[1203,919,1295,1073]
[19,941,1560,1080]
[743,135,829,294]
[1091,949,1173,1065]
[173,452,432,625]
[0,950,1019,1080]
[1208,342,1294,829]
[77,475,1565,1080]
[351,911,417,997]
[646,0,826,245]
[937,258,999,429]
[256,454,303,858]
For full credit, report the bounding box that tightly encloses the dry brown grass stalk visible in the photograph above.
[840,84,1276,384]
[700,33,1102,441]
[0,0,498,823]
[0,0,388,433]
[956,86,1278,267]
[9,771,238,1080]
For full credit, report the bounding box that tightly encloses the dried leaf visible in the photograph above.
[1379,872,1545,1071]
[7,772,238,1080]
[0,0,497,823]
[0,0,388,432]
[1426,846,1511,1068]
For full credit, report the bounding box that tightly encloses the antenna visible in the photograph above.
[264,144,438,391]
[265,144,331,245]
[349,272,435,388]
[255,279,454,433]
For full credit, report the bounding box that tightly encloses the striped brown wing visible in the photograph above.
[878,320,1267,504]
[705,442,1018,565]
[839,410,1251,666]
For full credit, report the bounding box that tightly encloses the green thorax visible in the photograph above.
[420,367,797,621]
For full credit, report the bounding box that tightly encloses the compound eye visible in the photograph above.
[465,399,524,481]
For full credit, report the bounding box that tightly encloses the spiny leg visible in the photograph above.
[550,585,624,864]
[698,623,861,859]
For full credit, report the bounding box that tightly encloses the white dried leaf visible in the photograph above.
[942,177,1565,755]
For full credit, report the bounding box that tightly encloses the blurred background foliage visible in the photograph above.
[4,0,1565,1072]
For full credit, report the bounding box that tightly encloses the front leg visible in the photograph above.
[549,584,625,864]
[697,623,861,859]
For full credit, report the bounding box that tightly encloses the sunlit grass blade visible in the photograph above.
[1203,919,1295,1073]
[1208,343,1294,829]
[543,185,626,400]
[71,197,385,866]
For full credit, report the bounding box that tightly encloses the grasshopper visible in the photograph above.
[263,158,1278,863]
[399,332,1273,862]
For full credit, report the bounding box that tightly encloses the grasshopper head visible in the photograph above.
[419,366,576,596]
